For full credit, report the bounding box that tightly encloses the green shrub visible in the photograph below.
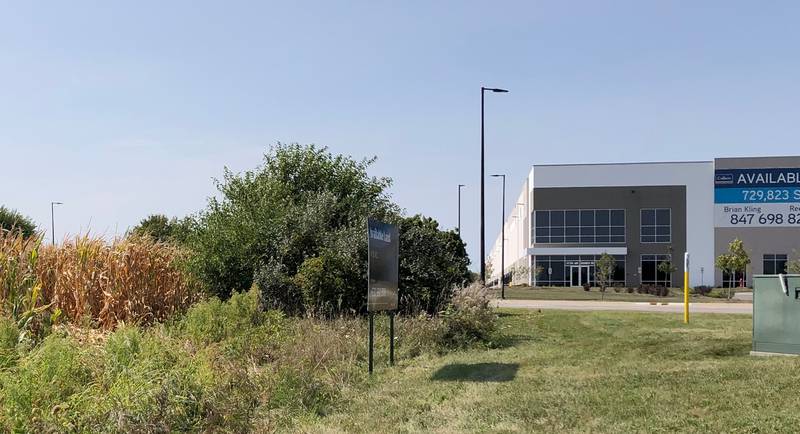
[398,215,470,315]
[708,288,732,299]
[0,334,93,432]
[104,325,150,376]
[67,330,211,432]
[438,283,498,349]
[693,285,713,296]
[180,288,264,346]
[0,316,19,368]
[186,143,397,300]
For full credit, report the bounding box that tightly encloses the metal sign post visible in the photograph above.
[367,218,399,374]
[684,252,690,324]
[368,313,374,374]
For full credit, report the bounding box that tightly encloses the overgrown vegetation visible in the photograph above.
[0,143,493,431]
[0,285,497,432]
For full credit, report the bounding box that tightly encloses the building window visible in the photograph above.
[640,254,672,286]
[534,255,625,287]
[640,208,671,243]
[722,270,747,288]
[763,254,788,275]
[533,209,625,244]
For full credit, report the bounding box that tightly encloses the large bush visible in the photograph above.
[398,215,470,314]
[0,206,36,238]
[188,143,398,302]
[188,143,469,316]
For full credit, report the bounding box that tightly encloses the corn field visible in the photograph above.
[0,230,198,329]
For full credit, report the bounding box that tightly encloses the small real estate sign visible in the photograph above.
[714,167,800,227]
[367,218,399,311]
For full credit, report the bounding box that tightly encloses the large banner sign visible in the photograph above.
[367,218,399,311]
[714,168,800,227]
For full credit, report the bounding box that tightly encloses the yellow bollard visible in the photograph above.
[684,252,690,324]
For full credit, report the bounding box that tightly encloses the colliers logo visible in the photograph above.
[715,173,734,185]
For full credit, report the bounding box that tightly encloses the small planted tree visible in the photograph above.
[788,250,800,274]
[657,259,677,288]
[595,253,616,295]
[511,263,537,286]
[656,245,677,291]
[715,238,751,299]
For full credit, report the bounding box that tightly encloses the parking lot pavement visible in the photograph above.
[492,299,753,314]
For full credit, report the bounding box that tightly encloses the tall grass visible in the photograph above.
[0,230,197,330]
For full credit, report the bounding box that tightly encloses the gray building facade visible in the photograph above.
[489,156,800,289]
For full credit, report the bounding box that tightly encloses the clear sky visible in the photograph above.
[2,1,799,270]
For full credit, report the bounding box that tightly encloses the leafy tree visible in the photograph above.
[595,252,616,292]
[129,214,192,244]
[190,143,398,302]
[398,215,470,314]
[0,206,37,238]
[789,252,800,274]
[510,263,535,285]
[188,143,472,316]
[715,238,751,298]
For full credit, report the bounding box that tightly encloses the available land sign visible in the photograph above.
[714,168,800,227]
[367,218,399,311]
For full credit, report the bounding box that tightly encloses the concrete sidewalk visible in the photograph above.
[493,299,752,314]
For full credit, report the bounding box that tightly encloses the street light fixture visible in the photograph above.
[480,86,509,284]
[457,184,465,235]
[491,174,506,299]
[50,201,63,245]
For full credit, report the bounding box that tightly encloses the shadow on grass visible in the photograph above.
[431,363,519,382]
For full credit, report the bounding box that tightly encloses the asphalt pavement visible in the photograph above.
[492,299,752,314]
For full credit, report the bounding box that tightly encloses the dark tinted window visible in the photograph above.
[536,211,549,227]
[611,210,625,226]
[565,211,579,226]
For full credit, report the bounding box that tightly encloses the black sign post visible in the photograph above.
[367,218,399,374]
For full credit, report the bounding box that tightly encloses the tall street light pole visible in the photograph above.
[50,201,63,245]
[480,86,508,284]
[458,184,465,235]
[491,174,506,299]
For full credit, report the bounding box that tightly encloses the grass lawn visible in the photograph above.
[491,285,748,303]
[300,309,800,433]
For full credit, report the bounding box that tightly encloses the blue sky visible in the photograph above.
[2,1,800,269]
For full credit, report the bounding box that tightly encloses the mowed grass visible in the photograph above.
[299,309,800,433]
[493,285,746,303]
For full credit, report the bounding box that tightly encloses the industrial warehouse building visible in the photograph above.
[488,156,800,288]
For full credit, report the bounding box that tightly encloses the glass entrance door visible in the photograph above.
[570,265,591,286]
[570,266,580,286]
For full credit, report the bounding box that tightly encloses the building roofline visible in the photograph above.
[533,160,712,168]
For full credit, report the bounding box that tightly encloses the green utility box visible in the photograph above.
[753,274,800,355]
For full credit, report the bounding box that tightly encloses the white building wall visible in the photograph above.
[487,177,530,286]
